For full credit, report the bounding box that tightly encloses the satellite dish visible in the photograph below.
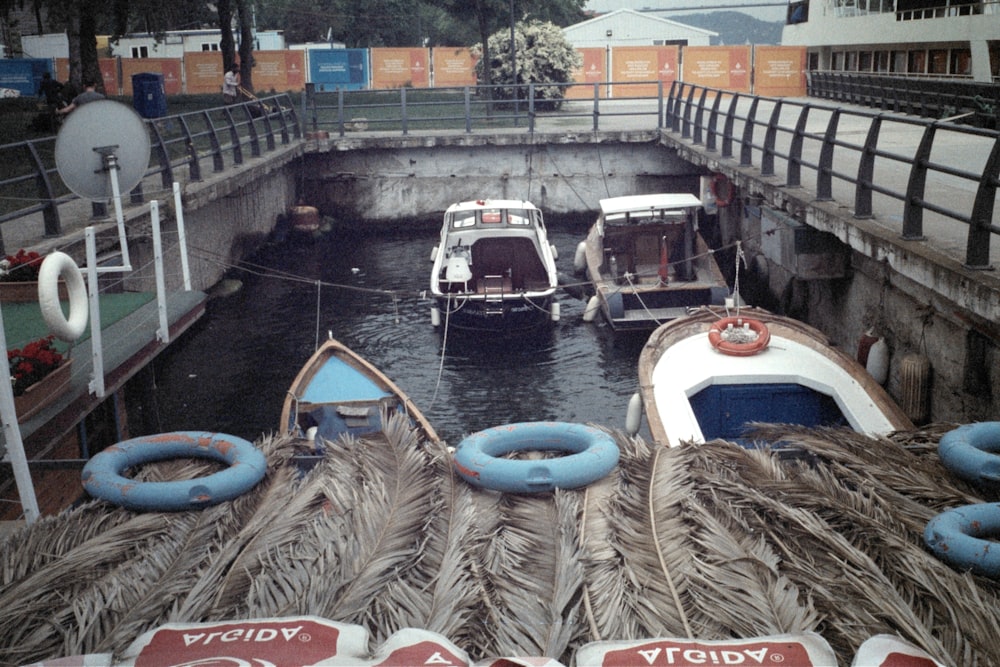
[54,100,151,201]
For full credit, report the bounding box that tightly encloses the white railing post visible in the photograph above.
[173,182,192,291]
[151,200,170,343]
[85,226,106,398]
[0,308,41,525]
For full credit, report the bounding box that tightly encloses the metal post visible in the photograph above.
[85,227,105,399]
[0,306,41,524]
[174,182,192,291]
[150,200,170,343]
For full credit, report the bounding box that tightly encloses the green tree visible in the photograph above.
[473,19,581,110]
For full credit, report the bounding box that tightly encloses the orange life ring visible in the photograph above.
[708,316,771,356]
[709,172,735,207]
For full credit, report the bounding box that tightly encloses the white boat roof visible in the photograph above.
[600,193,702,216]
[649,331,901,448]
[446,199,539,212]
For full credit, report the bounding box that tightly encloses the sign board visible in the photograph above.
[753,45,807,97]
[308,48,368,91]
[609,46,679,98]
[681,45,751,93]
[371,47,430,88]
[431,47,477,87]
[567,47,607,99]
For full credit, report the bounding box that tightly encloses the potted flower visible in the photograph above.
[0,249,44,282]
[8,335,73,422]
[1,249,47,303]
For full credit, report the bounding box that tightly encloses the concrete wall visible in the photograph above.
[298,131,703,224]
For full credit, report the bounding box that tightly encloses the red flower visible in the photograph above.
[1,249,45,283]
[8,335,64,396]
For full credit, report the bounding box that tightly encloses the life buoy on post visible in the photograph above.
[81,431,267,512]
[708,316,771,357]
[453,421,620,494]
[38,251,88,342]
[709,173,735,207]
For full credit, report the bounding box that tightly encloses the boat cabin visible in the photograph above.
[596,194,703,285]
[437,203,552,295]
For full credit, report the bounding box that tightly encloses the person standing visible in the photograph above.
[57,79,105,116]
[223,63,240,105]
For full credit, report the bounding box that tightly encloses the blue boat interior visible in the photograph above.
[690,383,848,447]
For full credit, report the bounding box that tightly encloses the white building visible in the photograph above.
[111,30,285,58]
[565,8,716,48]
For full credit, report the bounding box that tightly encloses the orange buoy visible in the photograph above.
[708,316,771,356]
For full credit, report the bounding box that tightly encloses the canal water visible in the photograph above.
[150,216,663,446]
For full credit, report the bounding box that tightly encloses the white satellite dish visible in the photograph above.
[54,99,151,200]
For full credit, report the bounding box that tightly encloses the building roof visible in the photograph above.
[564,8,717,47]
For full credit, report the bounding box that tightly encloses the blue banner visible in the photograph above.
[0,58,53,97]
[307,48,368,91]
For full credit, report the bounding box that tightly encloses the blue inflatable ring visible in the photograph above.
[453,421,620,494]
[82,431,267,512]
[924,503,1000,579]
[937,422,1000,490]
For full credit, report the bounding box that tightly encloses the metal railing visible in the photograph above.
[664,80,1000,268]
[808,72,1000,127]
[301,80,665,137]
[0,92,302,255]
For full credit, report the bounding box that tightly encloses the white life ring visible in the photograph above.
[38,251,88,342]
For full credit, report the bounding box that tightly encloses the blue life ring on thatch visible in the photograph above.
[924,503,1000,579]
[453,421,619,494]
[82,431,267,512]
[937,422,1000,490]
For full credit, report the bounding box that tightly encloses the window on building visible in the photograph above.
[875,51,890,72]
[859,51,873,71]
[928,49,948,74]
[131,46,149,58]
[201,43,219,51]
[908,50,927,74]
[950,49,971,76]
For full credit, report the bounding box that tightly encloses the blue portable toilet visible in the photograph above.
[132,72,166,118]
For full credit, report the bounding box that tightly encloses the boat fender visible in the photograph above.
[550,301,561,322]
[453,422,620,494]
[583,295,600,323]
[924,502,1000,579]
[708,317,771,356]
[550,243,559,261]
[573,242,587,274]
[81,431,267,512]
[430,246,438,262]
[431,306,441,327]
[856,329,879,367]
[866,338,889,385]
[709,172,735,207]
[936,422,1000,490]
[38,251,88,342]
[625,392,643,436]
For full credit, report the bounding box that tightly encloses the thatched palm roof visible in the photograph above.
[1,418,998,665]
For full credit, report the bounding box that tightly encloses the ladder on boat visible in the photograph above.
[481,275,509,315]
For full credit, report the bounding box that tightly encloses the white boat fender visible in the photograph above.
[924,501,1000,579]
[38,251,88,342]
[573,241,587,274]
[936,421,1000,490]
[453,421,620,494]
[550,243,559,261]
[429,246,438,262]
[856,328,880,366]
[550,301,560,322]
[583,295,600,323]
[81,431,267,512]
[866,338,889,385]
[625,392,643,436]
[431,306,441,327]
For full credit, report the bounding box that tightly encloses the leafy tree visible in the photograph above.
[472,19,581,110]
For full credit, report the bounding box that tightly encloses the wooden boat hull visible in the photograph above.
[280,338,439,446]
[637,307,913,447]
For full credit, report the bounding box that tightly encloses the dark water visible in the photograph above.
[150,217,657,446]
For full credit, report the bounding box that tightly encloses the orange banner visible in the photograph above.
[370,48,430,88]
[120,58,183,96]
[681,46,751,93]
[431,47,477,87]
[246,50,306,92]
[183,52,225,95]
[54,58,120,95]
[567,47,607,99]
[752,46,807,97]
[609,46,678,97]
